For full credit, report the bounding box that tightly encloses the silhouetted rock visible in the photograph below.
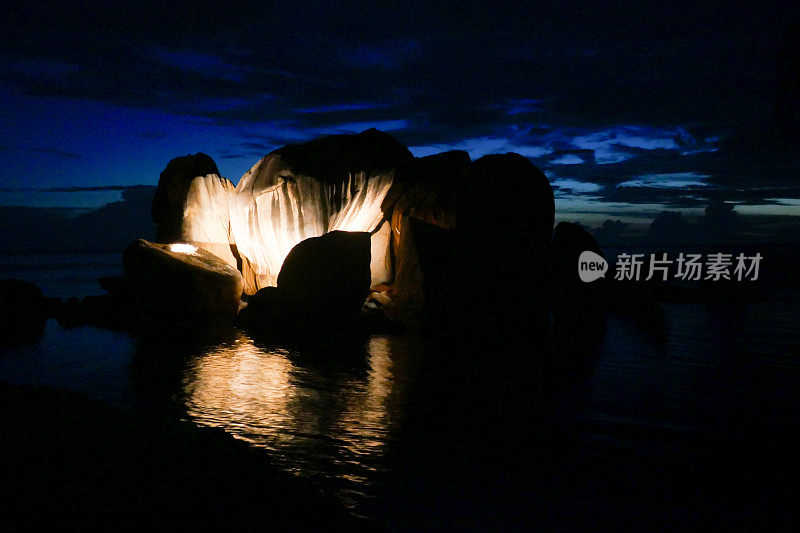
[453,153,554,337]
[151,153,239,270]
[271,127,413,185]
[0,280,46,345]
[552,222,604,283]
[388,151,470,309]
[407,218,456,325]
[389,150,471,229]
[123,239,243,333]
[238,231,373,339]
[278,231,372,317]
[458,153,554,252]
[551,222,606,354]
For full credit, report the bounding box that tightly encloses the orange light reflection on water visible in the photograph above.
[181,334,399,488]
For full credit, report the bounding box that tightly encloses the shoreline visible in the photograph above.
[0,381,375,530]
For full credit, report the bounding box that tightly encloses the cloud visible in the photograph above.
[500,99,545,116]
[239,142,272,151]
[409,135,551,159]
[341,40,423,69]
[142,46,252,83]
[1,58,80,77]
[1,1,798,221]
[550,179,604,193]
[293,102,394,114]
[33,147,82,160]
[618,172,711,188]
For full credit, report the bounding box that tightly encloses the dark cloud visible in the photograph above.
[238,142,272,151]
[3,2,795,132]
[1,1,799,220]
[33,148,82,160]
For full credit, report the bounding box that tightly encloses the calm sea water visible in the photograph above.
[0,253,123,299]
[1,249,799,528]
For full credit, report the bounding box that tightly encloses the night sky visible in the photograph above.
[2,1,799,232]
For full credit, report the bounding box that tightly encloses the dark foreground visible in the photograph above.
[0,382,372,531]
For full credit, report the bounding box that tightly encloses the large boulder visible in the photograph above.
[551,222,607,357]
[454,154,554,322]
[230,129,413,293]
[456,153,554,267]
[388,151,470,309]
[388,150,470,230]
[406,217,456,322]
[438,153,555,338]
[277,231,371,316]
[122,239,243,332]
[0,280,46,345]
[552,221,604,285]
[238,231,372,338]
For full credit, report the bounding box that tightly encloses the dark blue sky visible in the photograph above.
[2,1,799,228]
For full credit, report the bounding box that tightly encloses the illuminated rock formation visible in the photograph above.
[230,129,413,292]
[180,175,237,268]
[152,153,221,242]
[151,153,238,268]
[149,131,556,325]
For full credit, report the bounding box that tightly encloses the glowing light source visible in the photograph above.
[169,243,198,254]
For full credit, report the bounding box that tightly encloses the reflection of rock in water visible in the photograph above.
[180,333,402,506]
